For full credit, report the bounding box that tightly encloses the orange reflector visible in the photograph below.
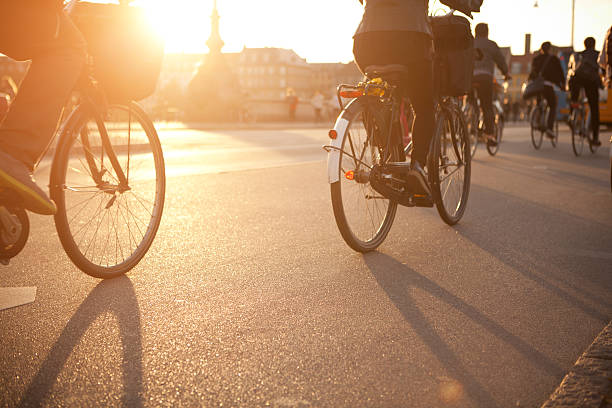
[328,129,337,139]
[339,90,362,98]
[345,170,355,180]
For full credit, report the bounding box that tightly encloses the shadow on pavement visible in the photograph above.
[18,277,143,407]
[457,184,612,317]
[364,252,564,408]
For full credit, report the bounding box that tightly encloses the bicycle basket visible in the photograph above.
[431,15,474,97]
[72,2,164,102]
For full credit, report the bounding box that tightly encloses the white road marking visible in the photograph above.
[0,287,36,311]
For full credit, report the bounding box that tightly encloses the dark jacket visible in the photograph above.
[568,49,602,86]
[473,37,509,77]
[355,0,431,37]
[529,53,565,89]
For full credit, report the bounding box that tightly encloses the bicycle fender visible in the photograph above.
[327,98,362,183]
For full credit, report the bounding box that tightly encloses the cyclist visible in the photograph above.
[471,23,511,146]
[0,1,86,215]
[353,0,435,196]
[529,41,565,139]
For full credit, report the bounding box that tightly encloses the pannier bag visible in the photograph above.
[72,2,164,102]
[432,15,475,97]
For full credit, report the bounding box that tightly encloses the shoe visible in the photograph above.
[591,139,601,147]
[545,129,555,139]
[406,160,431,196]
[0,149,56,215]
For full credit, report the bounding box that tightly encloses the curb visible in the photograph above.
[541,322,612,408]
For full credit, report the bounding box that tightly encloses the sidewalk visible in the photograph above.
[541,321,612,408]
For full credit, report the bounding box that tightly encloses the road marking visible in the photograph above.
[532,165,548,170]
[0,287,36,311]
[573,250,612,260]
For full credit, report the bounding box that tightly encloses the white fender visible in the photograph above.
[327,116,349,183]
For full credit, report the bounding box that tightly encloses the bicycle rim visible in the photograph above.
[530,109,543,150]
[51,103,165,278]
[571,111,584,156]
[331,101,397,252]
[430,109,471,225]
[486,114,502,156]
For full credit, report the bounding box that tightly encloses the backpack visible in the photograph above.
[431,15,475,96]
[574,51,600,83]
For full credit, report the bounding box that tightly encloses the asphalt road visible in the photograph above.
[1,124,611,407]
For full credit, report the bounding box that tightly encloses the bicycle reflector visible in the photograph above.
[345,170,355,180]
[339,90,362,98]
[328,129,337,139]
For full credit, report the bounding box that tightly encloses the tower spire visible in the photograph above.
[207,0,224,55]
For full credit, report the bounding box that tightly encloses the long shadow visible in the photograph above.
[19,277,143,407]
[364,252,565,407]
[457,184,612,316]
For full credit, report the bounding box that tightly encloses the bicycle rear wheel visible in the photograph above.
[464,103,478,158]
[330,99,398,252]
[571,109,585,156]
[486,113,503,156]
[530,107,544,150]
[51,102,165,278]
[429,107,471,225]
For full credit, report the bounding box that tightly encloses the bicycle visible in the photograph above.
[463,83,505,157]
[568,90,599,156]
[324,65,471,252]
[0,0,165,279]
[529,95,558,150]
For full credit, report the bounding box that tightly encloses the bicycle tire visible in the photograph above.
[464,102,478,158]
[530,107,544,150]
[330,98,398,252]
[586,112,599,154]
[551,119,559,148]
[429,107,471,225]
[486,113,503,156]
[50,102,165,278]
[571,109,584,156]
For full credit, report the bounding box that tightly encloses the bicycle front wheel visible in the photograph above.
[330,98,398,252]
[530,108,544,150]
[429,107,471,225]
[51,102,165,278]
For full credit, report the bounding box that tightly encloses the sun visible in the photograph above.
[132,0,212,53]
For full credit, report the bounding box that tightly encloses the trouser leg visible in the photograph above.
[474,76,494,135]
[404,62,434,166]
[542,87,557,130]
[0,6,86,171]
[584,83,600,140]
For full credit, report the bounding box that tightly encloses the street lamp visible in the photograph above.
[533,0,575,48]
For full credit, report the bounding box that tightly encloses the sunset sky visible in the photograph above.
[137,0,612,62]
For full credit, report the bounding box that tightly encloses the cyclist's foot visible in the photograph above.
[591,139,602,147]
[0,149,56,215]
[407,160,431,196]
[545,129,555,139]
[485,133,497,147]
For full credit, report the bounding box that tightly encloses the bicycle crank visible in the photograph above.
[369,164,433,208]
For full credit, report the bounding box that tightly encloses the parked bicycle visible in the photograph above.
[324,66,471,252]
[0,0,165,278]
[529,96,559,149]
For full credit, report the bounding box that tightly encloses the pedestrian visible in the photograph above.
[311,91,324,123]
[285,88,298,121]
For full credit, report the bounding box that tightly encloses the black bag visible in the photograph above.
[432,15,474,97]
[72,2,164,102]
[439,0,483,17]
[574,52,601,83]
[522,56,550,100]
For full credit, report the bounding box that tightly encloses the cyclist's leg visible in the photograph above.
[474,75,495,140]
[0,5,86,170]
[584,82,600,143]
[0,6,85,215]
[542,86,557,132]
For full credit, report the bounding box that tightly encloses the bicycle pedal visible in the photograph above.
[413,194,434,208]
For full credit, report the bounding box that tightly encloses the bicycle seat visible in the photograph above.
[364,65,410,83]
